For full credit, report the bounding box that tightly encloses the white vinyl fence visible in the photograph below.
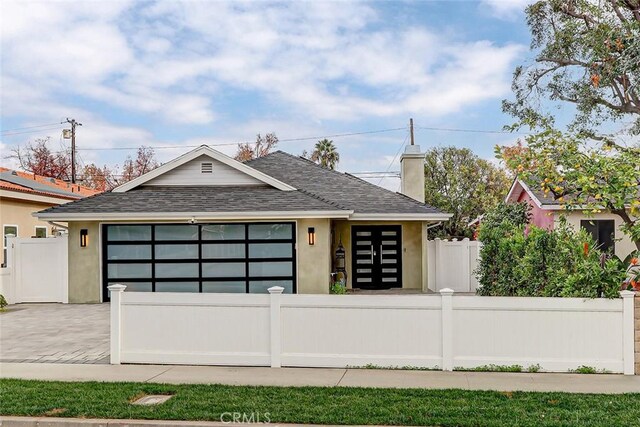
[427,238,481,293]
[1,236,68,304]
[109,285,636,375]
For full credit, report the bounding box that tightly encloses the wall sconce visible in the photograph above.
[308,227,316,245]
[80,229,88,247]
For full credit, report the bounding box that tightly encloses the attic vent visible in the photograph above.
[201,162,213,174]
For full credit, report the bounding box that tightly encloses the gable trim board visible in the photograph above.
[113,145,296,193]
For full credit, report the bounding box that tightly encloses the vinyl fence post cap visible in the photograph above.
[620,290,636,298]
[439,288,455,296]
[107,284,127,292]
[268,286,285,294]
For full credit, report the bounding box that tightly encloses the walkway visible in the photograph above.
[0,304,109,364]
[1,363,639,393]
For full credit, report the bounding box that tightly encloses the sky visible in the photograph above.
[0,0,536,190]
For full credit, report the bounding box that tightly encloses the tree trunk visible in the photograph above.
[611,207,640,252]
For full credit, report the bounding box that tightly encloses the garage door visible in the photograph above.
[102,222,296,301]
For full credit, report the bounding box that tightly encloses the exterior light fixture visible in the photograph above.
[308,227,316,245]
[80,229,88,247]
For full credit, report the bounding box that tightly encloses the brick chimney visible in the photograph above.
[400,144,425,202]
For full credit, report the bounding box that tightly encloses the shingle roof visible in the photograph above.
[36,149,448,219]
[247,151,444,215]
[36,185,343,215]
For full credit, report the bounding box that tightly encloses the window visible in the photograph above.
[35,226,47,238]
[102,222,296,300]
[3,225,18,267]
[581,220,615,253]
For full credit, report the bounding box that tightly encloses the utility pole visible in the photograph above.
[409,118,415,146]
[64,118,82,183]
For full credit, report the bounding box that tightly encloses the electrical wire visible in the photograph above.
[1,122,64,133]
[416,125,530,135]
[377,130,409,186]
[1,126,65,137]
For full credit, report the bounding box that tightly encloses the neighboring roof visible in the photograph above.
[0,167,99,200]
[505,179,563,210]
[35,146,451,221]
[113,145,295,193]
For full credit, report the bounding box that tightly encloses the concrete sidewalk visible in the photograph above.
[1,362,639,393]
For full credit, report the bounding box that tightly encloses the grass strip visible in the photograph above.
[1,379,639,427]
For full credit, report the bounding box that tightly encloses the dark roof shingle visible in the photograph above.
[247,151,443,215]
[37,149,447,218]
[37,185,342,215]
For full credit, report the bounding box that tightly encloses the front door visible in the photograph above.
[351,225,402,289]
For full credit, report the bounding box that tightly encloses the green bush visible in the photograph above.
[329,282,347,295]
[476,202,626,298]
[0,294,7,309]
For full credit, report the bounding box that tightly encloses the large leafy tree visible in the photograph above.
[310,138,340,170]
[235,133,278,162]
[505,0,640,135]
[423,147,511,238]
[498,129,640,251]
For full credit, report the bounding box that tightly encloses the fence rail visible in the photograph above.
[109,286,636,375]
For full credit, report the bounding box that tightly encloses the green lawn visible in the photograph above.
[1,379,639,427]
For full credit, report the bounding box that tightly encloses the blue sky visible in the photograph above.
[1,0,536,189]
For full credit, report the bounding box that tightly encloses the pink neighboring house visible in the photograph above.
[505,179,555,230]
[504,179,637,258]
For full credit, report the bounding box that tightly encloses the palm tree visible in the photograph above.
[310,139,340,170]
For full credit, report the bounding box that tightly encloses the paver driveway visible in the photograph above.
[0,303,109,364]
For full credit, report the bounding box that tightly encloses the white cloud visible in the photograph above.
[1,0,525,127]
[481,0,532,19]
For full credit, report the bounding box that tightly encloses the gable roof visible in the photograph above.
[0,168,100,200]
[247,151,449,219]
[113,145,296,192]
[505,179,562,210]
[35,146,450,221]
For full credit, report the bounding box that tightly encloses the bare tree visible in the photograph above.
[8,137,71,180]
[235,133,278,161]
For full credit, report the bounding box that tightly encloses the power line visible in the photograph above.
[1,125,65,137]
[377,130,409,185]
[1,122,65,133]
[57,127,409,152]
[416,125,530,135]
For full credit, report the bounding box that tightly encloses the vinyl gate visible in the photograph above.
[1,236,68,304]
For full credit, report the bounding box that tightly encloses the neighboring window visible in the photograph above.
[35,226,47,238]
[3,225,18,267]
[102,222,296,300]
[581,220,615,253]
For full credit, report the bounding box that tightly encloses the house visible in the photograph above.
[0,168,100,266]
[34,144,451,302]
[505,178,637,259]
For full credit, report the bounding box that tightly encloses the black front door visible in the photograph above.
[351,225,402,289]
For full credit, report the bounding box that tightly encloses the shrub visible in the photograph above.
[329,282,347,295]
[0,294,7,309]
[476,203,626,298]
